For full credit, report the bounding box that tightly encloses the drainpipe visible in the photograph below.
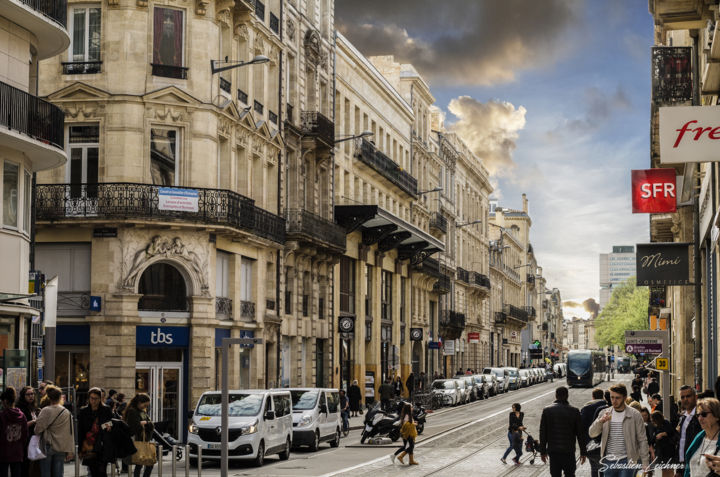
[330,28,337,388]
[692,31,703,390]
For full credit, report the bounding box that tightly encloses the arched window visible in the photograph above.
[138,263,188,311]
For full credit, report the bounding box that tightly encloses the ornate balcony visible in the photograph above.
[432,275,452,294]
[440,310,466,340]
[494,311,507,325]
[356,139,418,197]
[503,304,529,324]
[525,306,537,319]
[62,61,102,75]
[471,272,491,289]
[18,0,67,26]
[457,267,470,284]
[300,111,334,148]
[286,208,346,254]
[216,297,232,319]
[429,212,447,234]
[240,300,256,319]
[35,183,285,244]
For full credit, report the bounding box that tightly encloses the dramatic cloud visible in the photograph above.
[335,0,581,85]
[547,86,631,138]
[583,298,600,319]
[447,96,527,176]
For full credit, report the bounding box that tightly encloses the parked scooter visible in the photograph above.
[413,402,427,435]
[360,403,401,443]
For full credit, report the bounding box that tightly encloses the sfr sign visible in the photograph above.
[659,105,720,164]
[631,169,676,213]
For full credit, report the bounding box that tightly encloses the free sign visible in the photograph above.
[631,169,676,213]
[659,105,720,164]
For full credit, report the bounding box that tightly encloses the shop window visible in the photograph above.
[150,128,179,186]
[3,161,19,228]
[54,350,90,407]
[138,263,188,311]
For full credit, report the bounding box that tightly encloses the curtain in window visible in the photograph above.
[153,7,183,66]
[88,8,101,61]
[72,9,86,61]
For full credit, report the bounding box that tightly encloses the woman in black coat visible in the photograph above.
[78,387,114,477]
[348,380,362,417]
[650,411,676,476]
[500,403,524,465]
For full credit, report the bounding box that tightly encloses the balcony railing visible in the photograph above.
[254,0,265,20]
[525,306,537,319]
[240,300,255,319]
[254,100,264,115]
[269,13,280,34]
[268,110,278,125]
[219,77,231,94]
[62,61,102,75]
[216,297,232,318]
[494,311,507,324]
[151,64,188,79]
[440,310,466,339]
[357,139,418,197]
[429,212,447,234]
[0,80,64,149]
[19,0,67,27]
[286,208,346,252]
[503,304,529,323]
[57,291,90,317]
[35,183,285,243]
[238,89,248,105]
[432,275,451,294]
[457,267,470,284]
[286,103,294,124]
[300,111,335,147]
[472,272,491,289]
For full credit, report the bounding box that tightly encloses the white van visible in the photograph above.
[287,388,341,451]
[187,389,293,467]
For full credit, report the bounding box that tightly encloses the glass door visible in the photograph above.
[135,363,182,441]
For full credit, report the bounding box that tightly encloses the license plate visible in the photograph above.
[206,443,221,450]
[365,424,372,431]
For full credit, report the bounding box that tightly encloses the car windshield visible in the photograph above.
[568,353,591,375]
[507,370,518,376]
[197,393,264,417]
[291,390,319,411]
[432,381,451,390]
[493,370,504,378]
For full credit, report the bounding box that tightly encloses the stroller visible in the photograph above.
[524,431,540,465]
[153,421,183,461]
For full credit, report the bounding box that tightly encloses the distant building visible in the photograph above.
[599,245,635,308]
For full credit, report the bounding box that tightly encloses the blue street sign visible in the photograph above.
[89,296,101,312]
[428,341,441,349]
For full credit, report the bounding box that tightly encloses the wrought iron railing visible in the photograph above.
[239,300,255,319]
[216,297,232,318]
[219,77,231,94]
[286,103,294,123]
[266,299,275,311]
[62,61,102,75]
[417,257,441,277]
[503,304,529,323]
[357,139,418,197]
[57,291,90,317]
[268,110,278,124]
[429,212,447,234]
[269,13,280,34]
[151,64,188,79]
[285,208,346,252]
[457,267,469,283]
[300,111,335,147]
[0,80,64,149]
[254,0,265,20]
[494,311,507,324]
[440,310,466,329]
[524,306,537,319]
[254,100,264,115]
[433,275,451,294]
[35,183,285,243]
[238,89,248,104]
[472,272,490,289]
[19,0,67,27]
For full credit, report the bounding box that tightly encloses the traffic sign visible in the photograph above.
[656,358,668,370]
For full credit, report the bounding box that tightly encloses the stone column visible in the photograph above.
[189,296,214,408]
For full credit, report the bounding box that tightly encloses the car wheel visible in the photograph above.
[330,428,341,448]
[416,423,424,435]
[309,430,320,451]
[279,437,291,460]
[253,441,265,467]
[360,430,367,444]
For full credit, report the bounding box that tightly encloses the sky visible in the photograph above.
[335,0,652,317]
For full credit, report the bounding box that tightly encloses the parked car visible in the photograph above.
[483,367,509,393]
[188,389,293,467]
[431,379,460,406]
[286,388,341,451]
[535,367,547,382]
[503,367,520,390]
[472,375,490,399]
[454,378,470,404]
[553,362,566,378]
[518,369,531,387]
[456,375,478,401]
[481,372,499,396]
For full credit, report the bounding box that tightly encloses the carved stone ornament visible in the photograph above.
[64,103,105,120]
[286,18,296,40]
[235,23,249,40]
[152,105,186,122]
[196,0,209,15]
[122,234,209,294]
[304,29,321,69]
[136,0,148,7]
[255,34,266,56]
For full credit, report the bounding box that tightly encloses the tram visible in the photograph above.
[566,350,607,387]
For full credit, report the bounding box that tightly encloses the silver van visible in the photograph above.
[287,388,341,451]
[188,389,293,467]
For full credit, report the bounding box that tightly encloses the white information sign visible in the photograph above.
[660,106,720,164]
[443,340,456,356]
[158,187,199,212]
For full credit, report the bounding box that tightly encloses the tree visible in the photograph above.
[595,277,649,348]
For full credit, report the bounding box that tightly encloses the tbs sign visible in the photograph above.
[631,169,676,214]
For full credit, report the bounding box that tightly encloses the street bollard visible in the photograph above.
[185,445,190,477]
[197,447,202,477]
[128,463,133,477]
[171,445,177,476]
[74,445,80,477]
[158,445,163,477]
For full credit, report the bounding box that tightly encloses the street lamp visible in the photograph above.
[210,55,270,74]
[334,131,373,145]
[456,219,482,228]
[418,187,442,195]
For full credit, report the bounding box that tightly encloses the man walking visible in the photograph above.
[674,385,701,477]
[581,389,609,477]
[379,377,395,411]
[589,383,650,477]
[540,386,587,476]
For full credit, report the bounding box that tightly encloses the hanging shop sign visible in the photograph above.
[410,328,423,341]
[338,315,355,333]
[158,187,199,212]
[651,46,693,106]
[636,243,691,286]
[659,106,720,164]
[631,169,676,213]
[468,332,480,344]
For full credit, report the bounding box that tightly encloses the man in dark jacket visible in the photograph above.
[580,389,607,477]
[675,385,702,477]
[540,386,587,477]
[378,378,395,411]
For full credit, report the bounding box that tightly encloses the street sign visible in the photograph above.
[89,296,101,312]
[428,341,440,349]
[443,340,455,356]
[468,332,480,343]
[625,343,663,354]
[656,358,669,370]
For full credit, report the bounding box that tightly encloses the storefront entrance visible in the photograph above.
[135,362,182,440]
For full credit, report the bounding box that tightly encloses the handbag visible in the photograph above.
[400,421,418,440]
[28,407,67,461]
[131,438,157,467]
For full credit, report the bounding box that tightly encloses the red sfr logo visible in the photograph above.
[631,169,677,214]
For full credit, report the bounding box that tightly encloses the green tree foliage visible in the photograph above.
[595,277,649,347]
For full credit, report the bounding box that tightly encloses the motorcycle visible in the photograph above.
[360,403,401,443]
[387,401,427,441]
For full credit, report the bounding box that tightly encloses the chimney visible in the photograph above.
[522,193,528,213]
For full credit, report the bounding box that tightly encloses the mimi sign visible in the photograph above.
[636,243,691,286]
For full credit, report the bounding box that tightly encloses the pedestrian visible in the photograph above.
[348,380,362,417]
[589,383,651,477]
[648,374,660,397]
[581,389,608,477]
[78,387,113,477]
[682,397,720,477]
[1,387,27,477]
[632,374,644,392]
[650,411,676,477]
[390,403,418,465]
[378,378,394,411]
[500,403,525,465]
[34,385,74,477]
[393,376,403,398]
[651,394,664,413]
[37,382,53,410]
[115,394,127,417]
[631,385,643,404]
[418,372,426,393]
[406,373,415,398]
[539,386,587,477]
[339,390,350,435]
[639,407,656,455]
[123,394,154,477]
[676,385,703,477]
[15,386,39,477]
[104,390,117,412]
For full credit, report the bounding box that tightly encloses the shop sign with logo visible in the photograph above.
[659,106,720,164]
[631,169,676,213]
[158,187,199,212]
[636,243,691,286]
[652,47,693,106]
[338,316,354,333]
[136,326,189,347]
[468,332,480,344]
[410,328,423,341]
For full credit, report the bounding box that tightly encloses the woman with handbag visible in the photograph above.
[1,387,28,477]
[123,394,155,477]
[77,388,112,477]
[500,403,524,465]
[390,403,418,465]
[34,386,74,477]
[15,386,39,477]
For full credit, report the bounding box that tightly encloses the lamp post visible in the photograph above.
[210,55,270,74]
[334,131,373,145]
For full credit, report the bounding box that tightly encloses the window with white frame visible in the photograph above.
[150,128,179,186]
[2,161,19,228]
[216,251,230,298]
[240,257,253,303]
[67,125,99,198]
[69,5,101,63]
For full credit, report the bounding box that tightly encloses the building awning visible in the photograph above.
[335,205,444,263]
